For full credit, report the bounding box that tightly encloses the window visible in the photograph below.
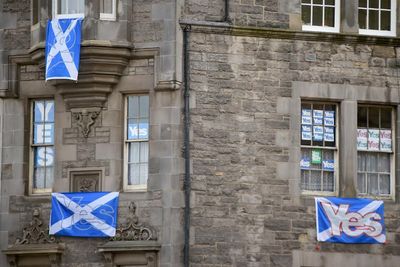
[125,95,149,190]
[301,0,340,33]
[32,0,39,25]
[300,102,338,193]
[100,0,116,20]
[53,0,84,19]
[359,0,396,36]
[30,100,55,194]
[357,106,394,196]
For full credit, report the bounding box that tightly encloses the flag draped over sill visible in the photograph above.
[315,197,385,244]
[45,18,82,81]
[49,192,119,237]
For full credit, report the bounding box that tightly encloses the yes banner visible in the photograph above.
[50,192,119,237]
[45,18,82,81]
[315,197,385,244]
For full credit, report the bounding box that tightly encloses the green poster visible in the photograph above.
[311,149,322,164]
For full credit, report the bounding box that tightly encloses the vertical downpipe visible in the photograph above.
[182,24,191,267]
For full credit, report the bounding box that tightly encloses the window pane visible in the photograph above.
[325,7,335,27]
[323,172,334,191]
[381,0,391,9]
[101,0,113,14]
[358,106,368,127]
[129,142,140,164]
[359,9,367,29]
[139,163,148,184]
[357,173,366,194]
[302,5,312,25]
[369,0,379,8]
[32,0,39,24]
[378,153,390,172]
[312,6,323,26]
[367,173,379,194]
[368,107,380,127]
[379,174,390,194]
[128,96,139,118]
[301,170,310,190]
[380,108,391,128]
[128,163,140,185]
[34,167,45,189]
[313,0,323,4]
[358,152,367,171]
[139,95,149,118]
[325,0,335,5]
[140,142,149,162]
[381,11,391,31]
[366,153,378,172]
[359,0,367,8]
[369,10,379,30]
[302,0,311,3]
[310,170,322,191]
[45,167,54,189]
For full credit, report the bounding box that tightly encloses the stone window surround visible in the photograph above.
[291,81,400,200]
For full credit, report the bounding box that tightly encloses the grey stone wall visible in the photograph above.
[188,32,400,266]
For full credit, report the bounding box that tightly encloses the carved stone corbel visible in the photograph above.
[72,109,100,138]
[3,209,65,267]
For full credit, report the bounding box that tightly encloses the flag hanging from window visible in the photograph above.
[45,18,82,81]
[49,192,119,237]
[315,197,385,244]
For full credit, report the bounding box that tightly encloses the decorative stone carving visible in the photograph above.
[15,208,56,245]
[72,109,100,138]
[70,170,102,192]
[111,202,157,241]
[3,209,65,267]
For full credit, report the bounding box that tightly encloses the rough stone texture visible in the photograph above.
[188,33,400,266]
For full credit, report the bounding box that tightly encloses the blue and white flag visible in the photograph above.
[315,197,385,244]
[45,18,82,81]
[49,192,119,237]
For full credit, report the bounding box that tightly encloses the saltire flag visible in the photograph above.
[45,18,82,81]
[315,197,385,244]
[49,192,119,237]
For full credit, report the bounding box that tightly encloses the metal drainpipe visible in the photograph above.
[224,0,231,23]
[182,24,191,267]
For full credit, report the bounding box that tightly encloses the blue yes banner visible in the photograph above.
[50,192,119,237]
[315,197,385,244]
[45,18,82,81]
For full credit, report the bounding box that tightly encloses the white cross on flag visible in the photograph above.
[49,192,119,237]
[45,18,82,81]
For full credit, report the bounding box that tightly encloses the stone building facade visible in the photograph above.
[1,0,400,267]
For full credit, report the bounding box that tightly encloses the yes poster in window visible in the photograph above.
[324,111,335,126]
[357,129,368,150]
[324,126,334,142]
[380,130,392,152]
[313,126,324,141]
[313,110,323,125]
[302,125,312,140]
[302,109,312,125]
[300,157,311,169]
[368,129,380,151]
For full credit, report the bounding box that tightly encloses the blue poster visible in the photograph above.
[301,125,312,140]
[315,197,385,244]
[50,192,119,237]
[128,123,149,139]
[324,110,335,126]
[322,159,334,171]
[324,126,335,142]
[300,157,311,169]
[302,109,312,125]
[313,126,324,141]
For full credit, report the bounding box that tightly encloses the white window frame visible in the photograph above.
[100,0,117,21]
[300,102,339,196]
[52,0,84,19]
[356,105,395,199]
[301,0,341,33]
[123,95,149,192]
[359,0,396,37]
[29,99,55,195]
